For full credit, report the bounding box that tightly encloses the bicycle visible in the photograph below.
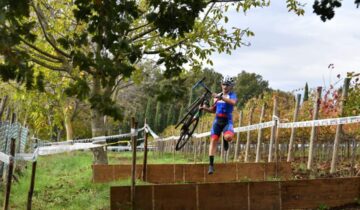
[175,77,222,151]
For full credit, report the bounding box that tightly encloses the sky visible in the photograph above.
[208,1,360,92]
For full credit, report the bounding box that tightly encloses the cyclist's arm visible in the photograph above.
[200,105,215,113]
[222,97,237,106]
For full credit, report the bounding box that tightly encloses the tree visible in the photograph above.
[233,71,269,108]
[0,0,316,163]
[303,82,309,102]
[313,0,360,22]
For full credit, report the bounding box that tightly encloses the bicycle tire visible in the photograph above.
[175,96,204,129]
[175,113,200,150]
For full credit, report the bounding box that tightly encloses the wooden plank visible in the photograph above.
[237,163,265,181]
[264,162,292,180]
[198,182,248,210]
[112,165,131,180]
[147,165,175,183]
[205,163,237,182]
[184,164,205,183]
[111,186,152,210]
[92,164,114,183]
[94,163,291,183]
[154,184,197,210]
[111,186,130,210]
[249,181,280,210]
[282,177,360,209]
[174,164,185,183]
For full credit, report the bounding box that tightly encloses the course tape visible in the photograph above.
[151,115,360,142]
[36,126,146,146]
[278,115,360,128]
[0,152,11,164]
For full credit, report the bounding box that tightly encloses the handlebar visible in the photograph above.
[192,77,212,94]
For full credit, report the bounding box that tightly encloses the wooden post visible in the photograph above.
[274,117,280,177]
[130,117,138,209]
[234,111,243,162]
[27,139,38,210]
[330,78,350,174]
[255,104,266,162]
[142,119,148,182]
[287,94,301,162]
[26,161,37,210]
[307,87,322,170]
[244,106,254,162]
[268,97,278,162]
[3,138,16,210]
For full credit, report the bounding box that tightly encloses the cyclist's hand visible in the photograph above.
[213,92,223,100]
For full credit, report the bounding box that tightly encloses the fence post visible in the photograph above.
[130,117,138,209]
[142,119,148,182]
[255,103,266,162]
[268,97,278,162]
[234,111,243,162]
[307,87,322,170]
[330,78,350,174]
[244,106,254,162]
[3,137,15,210]
[287,94,301,162]
[27,139,38,210]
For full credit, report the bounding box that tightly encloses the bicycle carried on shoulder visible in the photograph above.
[175,77,219,151]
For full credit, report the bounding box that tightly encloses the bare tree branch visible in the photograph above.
[29,57,68,72]
[127,22,152,33]
[19,36,63,62]
[32,2,71,58]
[143,2,216,54]
[130,27,157,42]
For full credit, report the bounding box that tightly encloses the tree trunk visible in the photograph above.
[64,111,73,140]
[90,76,108,165]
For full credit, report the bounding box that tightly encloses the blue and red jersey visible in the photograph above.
[213,91,238,122]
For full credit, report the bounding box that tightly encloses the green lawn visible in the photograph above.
[0,150,194,210]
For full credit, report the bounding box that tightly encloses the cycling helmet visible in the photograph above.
[222,76,235,86]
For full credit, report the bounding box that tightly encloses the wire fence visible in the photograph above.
[0,121,28,177]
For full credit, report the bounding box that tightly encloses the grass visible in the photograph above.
[0,150,186,210]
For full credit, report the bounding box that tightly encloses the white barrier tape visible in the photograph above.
[15,148,39,162]
[278,115,360,128]
[193,132,211,138]
[153,115,360,143]
[145,124,160,139]
[35,125,147,146]
[234,121,275,133]
[0,152,11,164]
[38,143,103,156]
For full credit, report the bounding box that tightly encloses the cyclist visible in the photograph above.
[200,76,237,174]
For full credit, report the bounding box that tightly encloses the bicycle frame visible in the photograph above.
[175,78,214,150]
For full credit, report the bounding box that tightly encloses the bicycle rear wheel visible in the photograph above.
[175,113,200,151]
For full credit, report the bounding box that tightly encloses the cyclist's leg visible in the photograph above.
[223,122,235,141]
[209,120,221,156]
[208,119,221,174]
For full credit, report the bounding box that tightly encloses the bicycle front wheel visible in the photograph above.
[175,114,200,151]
